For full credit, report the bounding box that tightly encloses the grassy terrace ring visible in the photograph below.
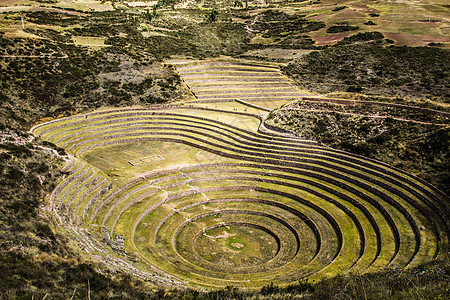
[31,89,448,289]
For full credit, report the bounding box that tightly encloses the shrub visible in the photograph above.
[428,42,443,47]
[332,6,346,12]
[208,9,219,22]
[0,143,32,158]
[327,25,359,33]
[338,31,384,44]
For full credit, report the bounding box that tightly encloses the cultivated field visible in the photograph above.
[31,98,449,289]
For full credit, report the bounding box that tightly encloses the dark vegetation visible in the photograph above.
[337,31,384,45]
[282,45,450,100]
[27,11,81,27]
[240,9,325,49]
[247,10,325,37]
[332,5,346,12]
[208,8,219,22]
[326,24,359,33]
[364,20,376,25]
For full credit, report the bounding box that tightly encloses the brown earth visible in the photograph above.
[311,33,350,45]
[384,32,450,46]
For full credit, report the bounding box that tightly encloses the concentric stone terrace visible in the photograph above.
[31,104,449,289]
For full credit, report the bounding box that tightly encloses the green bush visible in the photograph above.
[340,31,384,44]
[208,9,219,22]
[332,6,346,12]
[326,25,359,33]
[364,20,376,25]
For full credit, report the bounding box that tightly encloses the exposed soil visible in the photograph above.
[383,32,450,46]
[312,33,350,45]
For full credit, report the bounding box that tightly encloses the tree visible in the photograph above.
[142,9,152,21]
[208,9,219,22]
